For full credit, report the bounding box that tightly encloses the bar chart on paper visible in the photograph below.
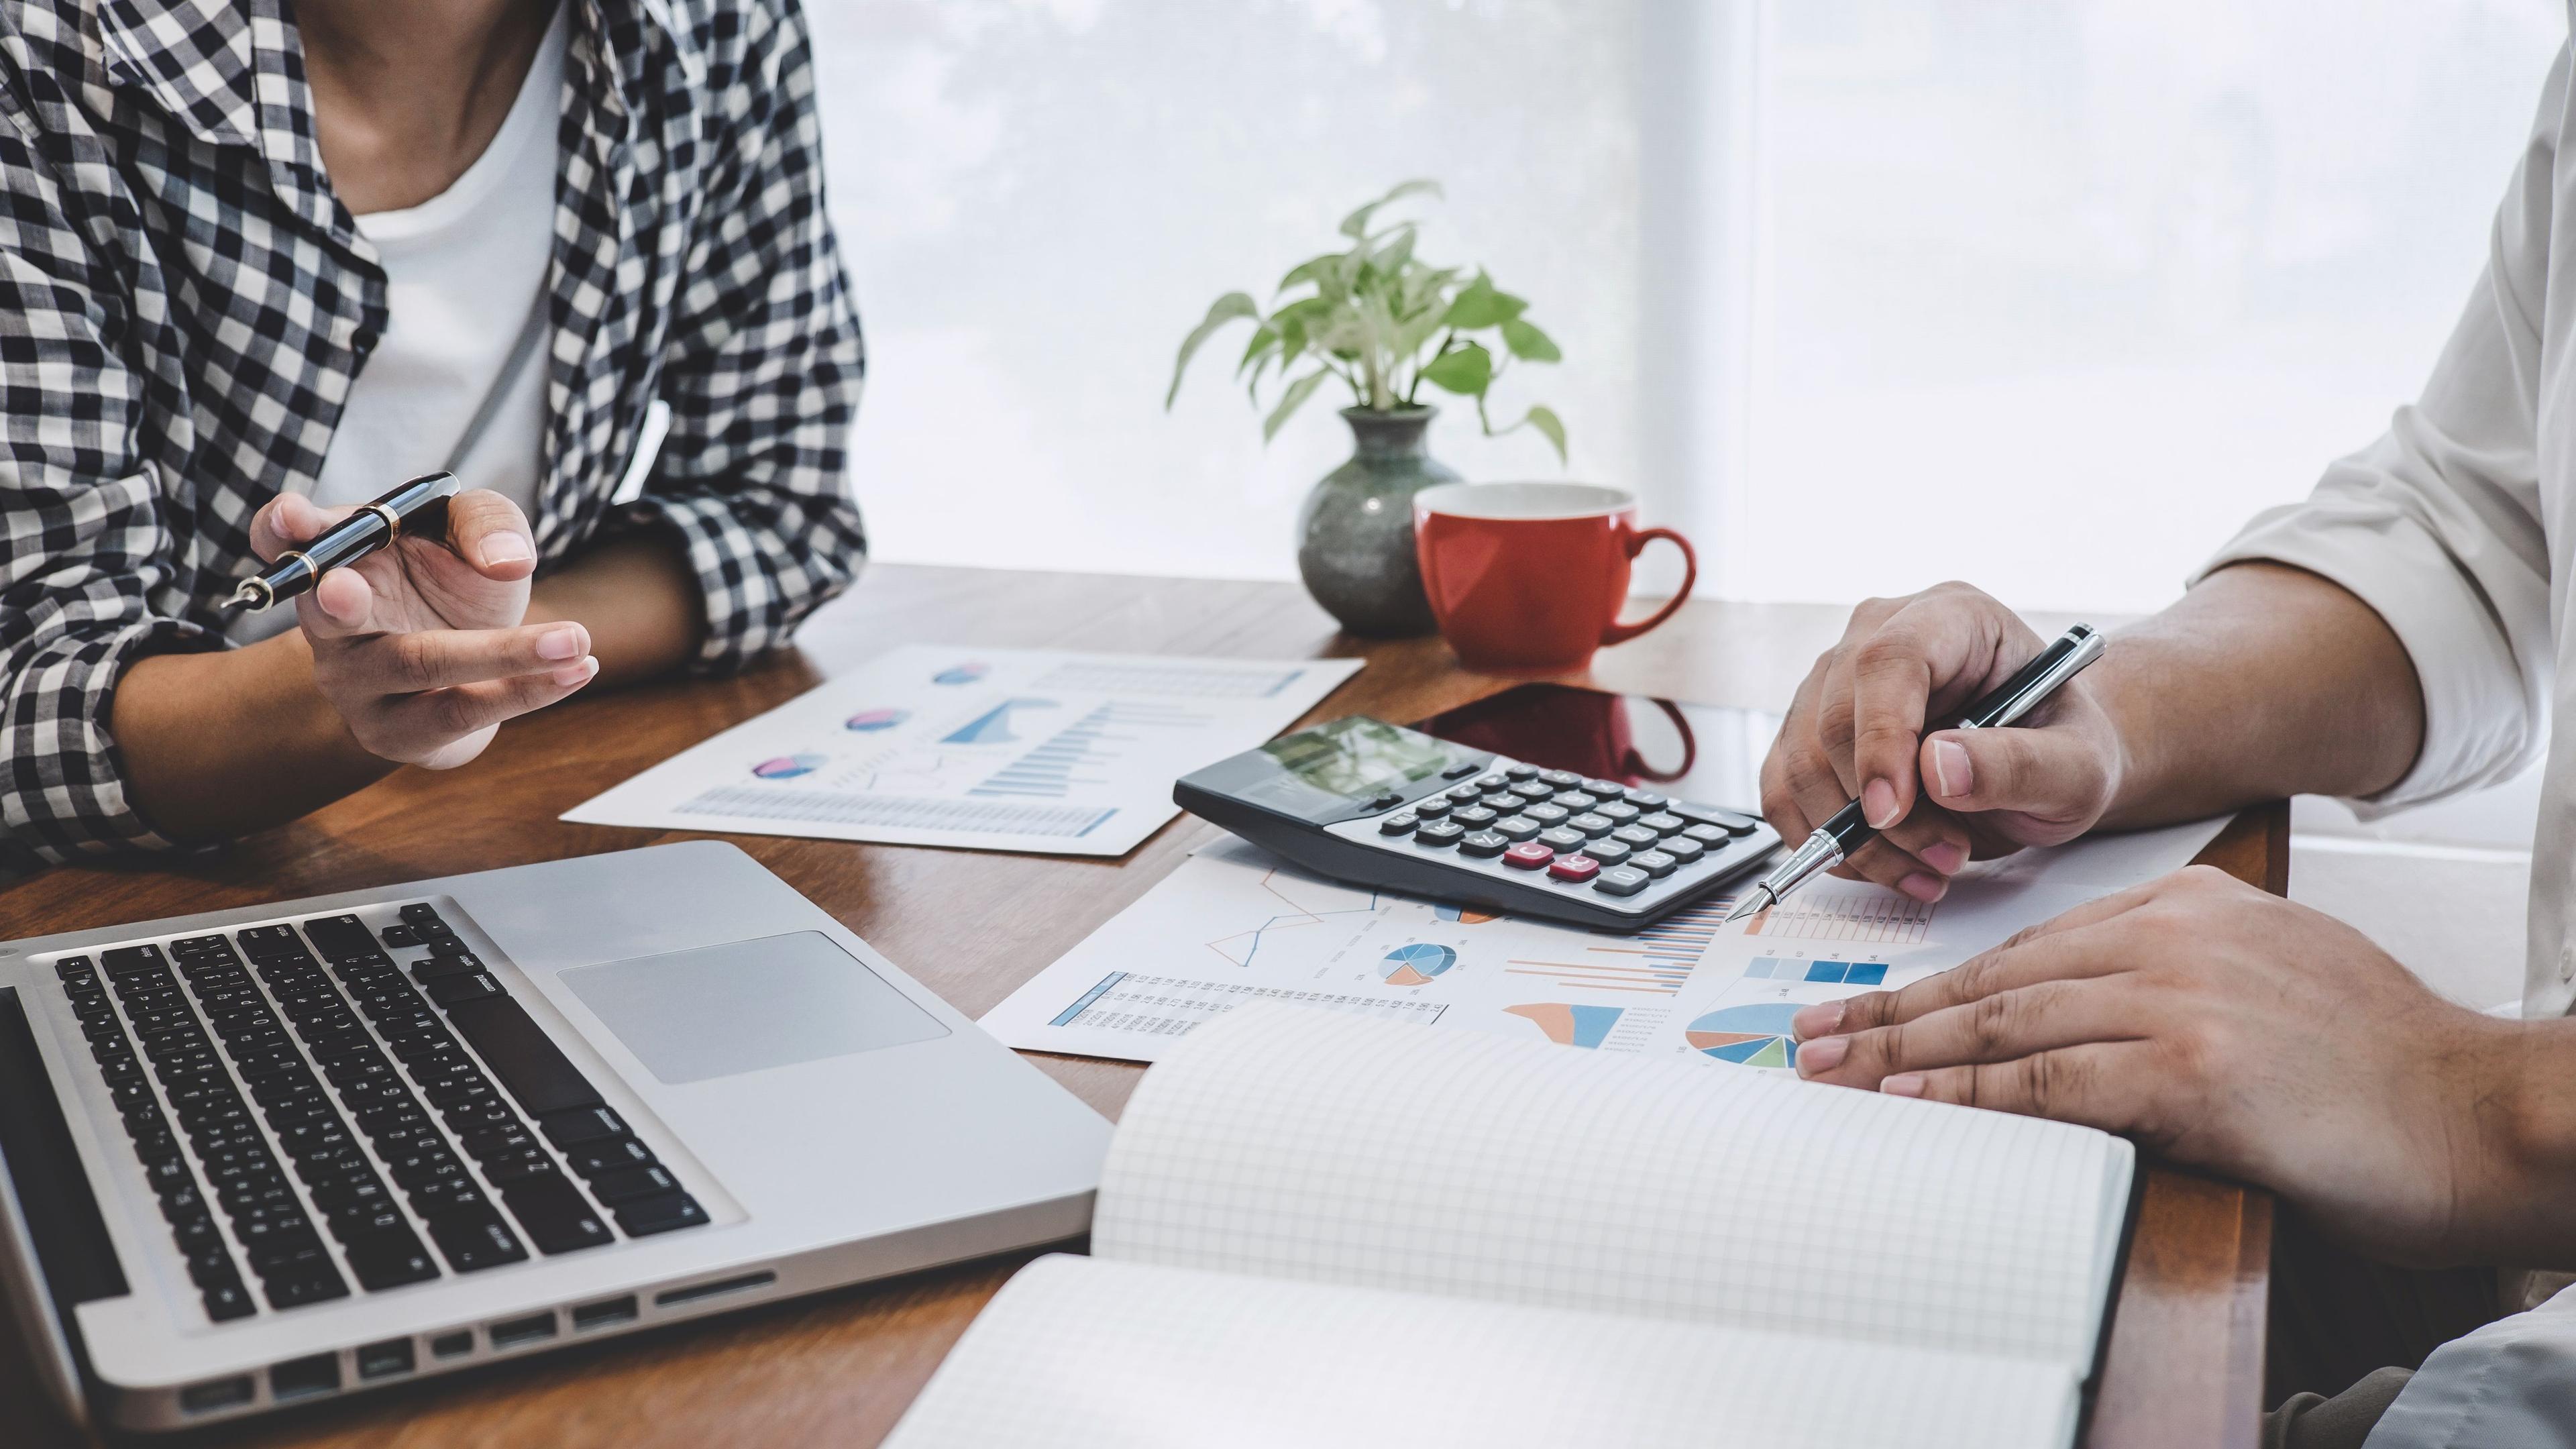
[1742,890,1935,945]
[561,645,1360,855]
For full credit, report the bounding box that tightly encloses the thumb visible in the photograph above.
[1919,725,2110,823]
[441,488,537,580]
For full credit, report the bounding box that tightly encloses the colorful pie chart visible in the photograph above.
[1379,943,1458,987]
[1685,1002,1802,1069]
[845,708,911,732]
[751,753,827,780]
[932,662,989,685]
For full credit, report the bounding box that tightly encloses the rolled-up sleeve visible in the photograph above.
[2194,46,2566,815]
[625,0,867,675]
[0,104,214,869]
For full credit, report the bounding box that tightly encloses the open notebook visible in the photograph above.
[886,1006,2136,1449]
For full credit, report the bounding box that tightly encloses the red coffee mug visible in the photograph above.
[1412,482,1698,675]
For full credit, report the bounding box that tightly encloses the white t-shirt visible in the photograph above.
[231,4,564,643]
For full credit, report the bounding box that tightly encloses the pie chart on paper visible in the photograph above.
[751,753,828,780]
[1686,1002,1802,1069]
[1378,943,1458,987]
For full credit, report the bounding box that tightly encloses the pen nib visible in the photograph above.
[1721,888,1770,925]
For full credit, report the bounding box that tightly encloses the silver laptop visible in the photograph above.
[0,841,1109,1431]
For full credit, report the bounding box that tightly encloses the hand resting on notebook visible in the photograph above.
[1789,864,2576,1269]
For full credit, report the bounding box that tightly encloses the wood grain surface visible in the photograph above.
[0,565,2276,1447]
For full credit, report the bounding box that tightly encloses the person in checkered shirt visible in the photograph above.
[0,0,866,878]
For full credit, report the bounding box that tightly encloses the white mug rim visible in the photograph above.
[1413,480,1637,522]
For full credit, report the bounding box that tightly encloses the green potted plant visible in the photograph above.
[1167,180,1568,637]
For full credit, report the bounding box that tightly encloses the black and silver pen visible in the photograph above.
[1723,622,2108,924]
[220,472,462,614]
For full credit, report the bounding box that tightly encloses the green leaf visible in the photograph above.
[1263,370,1331,442]
[1522,405,1568,462]
[1277,251,1346,295]
[1234,323,1280,377]
[1500,317,1560,362]
[1167,292,1258,408]
[1440,272,1526,330]
[1418,341,1493,398]
[1339,178,1443,239]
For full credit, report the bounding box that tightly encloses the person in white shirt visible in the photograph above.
[1762,23,2576,1449]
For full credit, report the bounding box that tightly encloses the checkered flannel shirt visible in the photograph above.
[0,0,867,875]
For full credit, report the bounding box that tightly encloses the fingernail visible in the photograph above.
[1929,739,1971,798]
[536,626,582,661]
[1794,1034,1847,1076]
[481,532,533,566]
[1882,1073,1927,1097]
[1791,1001,1845,1040]
[1920,840,1966,874]
[551,656,598,687]
[1862,778,1900,828]
[1898,872,1946,903]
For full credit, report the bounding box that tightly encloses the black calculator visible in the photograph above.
[1174,712,1782,930]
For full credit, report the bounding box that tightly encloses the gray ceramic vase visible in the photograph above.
[1296,406,1458,637]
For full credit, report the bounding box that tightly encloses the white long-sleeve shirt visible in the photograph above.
[2197,24,2576,1446]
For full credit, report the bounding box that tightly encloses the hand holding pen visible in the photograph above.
[242,478,598,771]
[1753,587,2130,907]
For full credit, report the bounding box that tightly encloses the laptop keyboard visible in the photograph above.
[51,902,707,1324]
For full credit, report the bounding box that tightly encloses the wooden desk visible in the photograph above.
[0,564,2275,1448]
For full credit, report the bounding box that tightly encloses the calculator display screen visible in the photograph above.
[1256,716,1456,808]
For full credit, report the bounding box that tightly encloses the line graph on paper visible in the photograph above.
[1743,890,1935,945]
[1503,896,1734,996]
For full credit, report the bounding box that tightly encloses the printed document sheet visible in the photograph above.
[563,645,1362,856]
[982,816,2228,1061]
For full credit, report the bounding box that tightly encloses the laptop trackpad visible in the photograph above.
[560,932,949,1085]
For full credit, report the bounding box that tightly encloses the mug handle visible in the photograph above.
[1599,527,1698,647]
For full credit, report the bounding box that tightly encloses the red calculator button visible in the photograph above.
[1502,843,1555,870]
[1547,855,1600,883]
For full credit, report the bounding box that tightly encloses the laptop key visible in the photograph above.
[537,1106,628,1148]
[427,1208,528,1273]
[612,1191,708,1237]
[564,1138,655,1178]
[263,1265,350,1309]
[425,972,502,1006]
[587,1165,679,1205]
[502,1173,615,1255]
[203,1279,256,1322]
[342,1227,441,1290]
[443,998,605,1117]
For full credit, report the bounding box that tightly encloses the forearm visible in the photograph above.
[2095,562,2424,827]
[2461,1017,2576,1268]
[114,633,393,843]
[525,532,705,688]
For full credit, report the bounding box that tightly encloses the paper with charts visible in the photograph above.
[981,816,2230,1065]
[561,645,1362,856]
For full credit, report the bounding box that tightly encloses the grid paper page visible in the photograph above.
[1095,1006,2134,1367]
[882,1254,2080,1449]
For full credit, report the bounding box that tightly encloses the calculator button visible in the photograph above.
[1538,826,1588,852]
[1508,782,1554,802]
[1379,812,1419,836]
[1492,816,1541,843]
[1442,761,1484,780]
[1538,769,1581,788]
[1547,855,1601,883]
[1368,792,1405,810]
[1660,837,1707,863]
[1611,824,1661,849]
[1595,801,1642,824]
[1522,804,1570,828]
[1624,790,1668,810]
[1593,865,1650,896]
[1414,798,1453,819]
[1631,849,1678,878]
[1567,812,1615,837]
[1697,806,1764,836]
[1504,764,1540,781]
[1502,843,1555,870]
[1638,812,1687,835]
[1550,791,1598,811]
[1681,823,1727,846]
[1458,830,1508,858]
[1446,784,1485,802]
[1585,840,1633,867]
[1481,791,1523,810]
[1477,773,1513,791]
[1415,820,1467,848]
[1581,777,1627,797]
[1451,805,1499,828]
